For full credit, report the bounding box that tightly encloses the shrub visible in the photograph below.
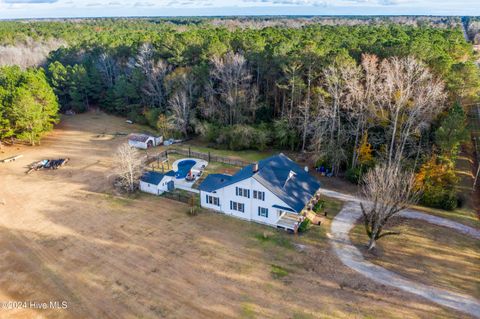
[144,108,161,128]
[270,264,289,279]
[273,119,299,150]
[227,125,255,150]
[298,219,311,233]
[197,122,273,151]
[346,167,363,184]
[204,122,221,143]
[312,200,325,213]
[253,125,271,151]
[127,109,147,125]
[416,155,459,210]
[420,187,458,210]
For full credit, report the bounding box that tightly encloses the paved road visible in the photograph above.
[320,189,480,318]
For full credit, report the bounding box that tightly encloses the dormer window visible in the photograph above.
[284,170,296,187]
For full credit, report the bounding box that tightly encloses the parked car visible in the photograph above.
[163,138,175,146]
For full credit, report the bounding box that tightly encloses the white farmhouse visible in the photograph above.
[128,133,163,149]
[198,153,321,231]
[139,170,175,195]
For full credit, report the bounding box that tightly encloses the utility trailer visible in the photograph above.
[27,158,70,174]
[0,155,23,163]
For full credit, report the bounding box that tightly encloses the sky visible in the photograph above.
[0,0,479,19]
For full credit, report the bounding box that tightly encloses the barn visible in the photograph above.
[139,170,175,195]
[128,134,163,149]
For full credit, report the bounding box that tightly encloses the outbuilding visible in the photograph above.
[128,133,163,149]
[139,170,175,195]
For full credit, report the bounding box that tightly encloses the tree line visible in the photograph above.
[0,66,59,146]
[0,20,478,209]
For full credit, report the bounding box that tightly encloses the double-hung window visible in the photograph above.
[206,195,220,206]
[258,207,268,218]
[253,190,265,201]
[235,187,250,198]
[230,201,245,213]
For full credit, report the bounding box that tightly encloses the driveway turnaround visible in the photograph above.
[321,189,480,318]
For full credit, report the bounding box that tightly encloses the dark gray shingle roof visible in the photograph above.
[141,170,173,185]
[198,153,320,212]
[198,174,232,192]
[129,133,151,143]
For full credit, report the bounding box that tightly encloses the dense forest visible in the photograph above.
[0,18,479,209]
[465,16,480,44]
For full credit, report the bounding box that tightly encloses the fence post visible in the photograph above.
[208,151,211,162]
[188,147,191,157]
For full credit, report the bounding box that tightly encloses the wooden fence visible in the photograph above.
[145,147,250,167]
[161,191,195,204]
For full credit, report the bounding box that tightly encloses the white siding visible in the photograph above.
[200,190,223,212]
[140,176,172,195]
[128,140,147,149]
[158,176,174,192]
[128,136,160,149]
[200,176,296,228]
[154,136,163,146]
[140,181,163,195]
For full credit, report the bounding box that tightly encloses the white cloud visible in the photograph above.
[3,0,58,3]
[0,0,479,18]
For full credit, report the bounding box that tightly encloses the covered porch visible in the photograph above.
[276,211,305,232]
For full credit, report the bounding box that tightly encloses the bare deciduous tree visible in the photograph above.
[347,54,378,168]
[0,38,65,68]
[114,143,144,192]
[133,43,170,109]
[96,51,118,89]
[168,89,191,137]
[359,163,420,251]
[312,63,351,174]
[375,56,446,168]
[210,51,255,125]
[312,54,446,174]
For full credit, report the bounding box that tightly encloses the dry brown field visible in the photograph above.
[0,112,474,318]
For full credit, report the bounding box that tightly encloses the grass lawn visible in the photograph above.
[300,196,344,246]
[350,218,480,298]
[410,204,479,230]
[179,139,276,162]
